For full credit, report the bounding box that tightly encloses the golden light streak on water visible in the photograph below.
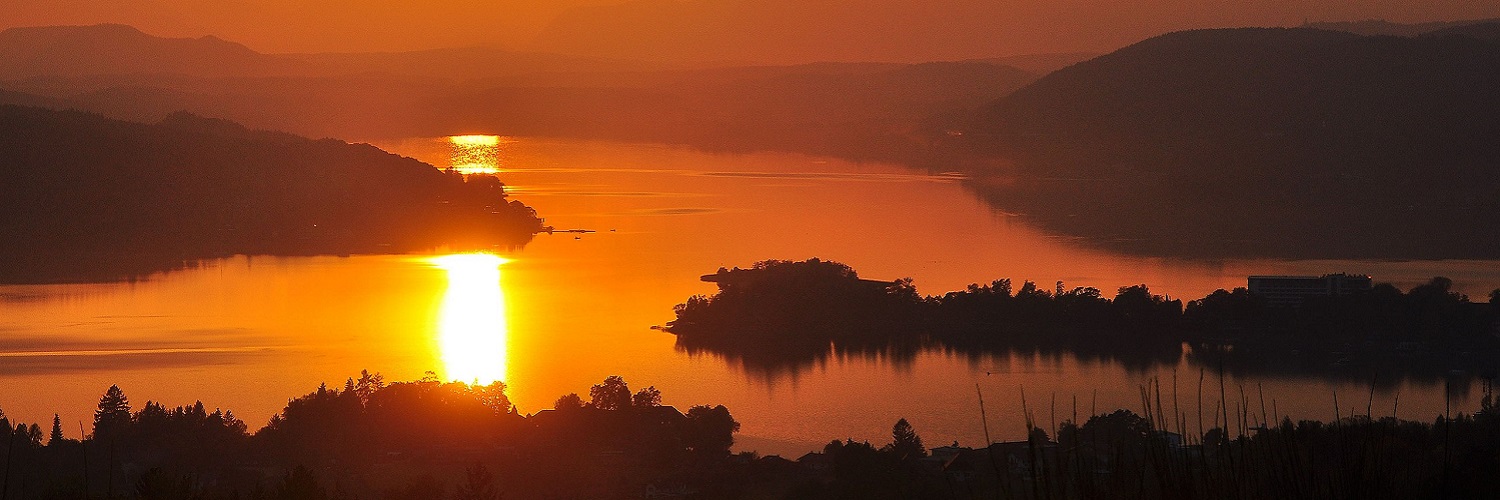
[432,253,508,384]
[448,135,503,174]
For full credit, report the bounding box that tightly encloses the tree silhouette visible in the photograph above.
[683,405,738,455]
[25,423,42,447]
[48,413,63,446]
[472,381,512,415]
[554,393,584,410]
[354,369,385,405]
[632,386,662,408]
[1028,426,1050,445]
[889,418,926,459]
[588,376,631,410]
[93,385,132,441]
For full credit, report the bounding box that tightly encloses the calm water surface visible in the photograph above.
[3,138,1499,456]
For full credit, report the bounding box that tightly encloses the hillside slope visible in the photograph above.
[968,28,1500,258]
[0,106,543,282]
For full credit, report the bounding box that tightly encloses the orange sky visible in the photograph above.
[6,1,1500,61]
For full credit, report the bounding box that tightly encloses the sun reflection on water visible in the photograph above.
[448,135,503,175]
[431,253,508,384]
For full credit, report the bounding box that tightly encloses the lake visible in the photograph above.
[3,137,1498,456]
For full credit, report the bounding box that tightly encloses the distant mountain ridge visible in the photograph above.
[0,23,677,82]
[0,24,1039,167]
[1422,21,1500,42]
[968,27,1500,258]
[1305,18,1500,37]
[0,24,313,79]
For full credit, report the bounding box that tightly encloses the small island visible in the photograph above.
[667,259,1500,381]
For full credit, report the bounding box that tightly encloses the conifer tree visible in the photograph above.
[890,418,926,459]
[93,384,132,440]
[49,413,64,445]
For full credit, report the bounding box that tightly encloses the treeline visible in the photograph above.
[0,372,737,499]
[0,105,545,283]
[768,389,1500,499]
[668,259,1500,377]
[8,370,1500,498]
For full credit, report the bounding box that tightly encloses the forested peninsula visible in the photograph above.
[0,105,545,282]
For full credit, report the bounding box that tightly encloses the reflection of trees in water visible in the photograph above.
[1187,345,1496,394]
[675,334,926,382]
[676,333,1182,383]
[685,331,1496,395]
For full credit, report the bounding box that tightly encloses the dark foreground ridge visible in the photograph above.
[0,105,545,283]
[667,259,1500,380]
[0,373,738,499]
[6,371,1500,498]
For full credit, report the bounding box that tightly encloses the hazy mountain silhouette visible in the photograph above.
[1305,18,1500,37]
[1,26,1037,159]
[0,86,63,107]
[527,0,1064,64]
[281,47,671,82]
[966,53,1098,76]
[965,27,1500,259]
[1422,21,1500,42]
[0,24,314,79]
[0,105,543,283]
[0,23,682,83]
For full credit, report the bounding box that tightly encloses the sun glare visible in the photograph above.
[432,253,508,385]
[448,135,503,175]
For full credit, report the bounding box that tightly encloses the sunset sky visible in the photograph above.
[7,0,1500,62]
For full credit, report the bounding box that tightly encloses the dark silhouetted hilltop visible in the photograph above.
[0,24,313,79]
[0,105,543,283]
[967,27,1500,259]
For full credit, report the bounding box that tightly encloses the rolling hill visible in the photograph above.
[968,27,1500,258]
